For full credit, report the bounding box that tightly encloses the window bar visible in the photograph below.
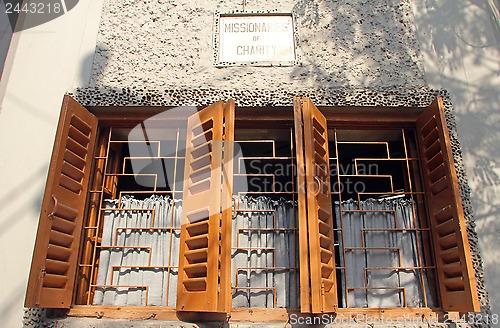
[85,127,114,305]
[112,227,180,246]
[83,129,112,304]
[290,127,299,306]
[403,128,430,307]
[95,246,153,267]
[332,129,349,307]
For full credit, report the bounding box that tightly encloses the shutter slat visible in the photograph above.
[45,259,71,275]
[442,262,463,277]
[69,114,92,136]
[64,150,86,171]
[66,137,87,159]
[47,244,72,262]
[444,276,466,291]
[185,234,209,249]
[183,278,207,291]
[186,221,209,237]
[438,233,458,250]
[61,162,84,182]
[184,263,208,278]
[43,274,68,289]
[435,219,456,237]
[59,174,83,194]
[68,125,90,148]
[25,95,97,308]
[184,249,208,264]
[49,230,74,247]
[439,246,461,264]
[51,217,76,234]
[416,96,479,312]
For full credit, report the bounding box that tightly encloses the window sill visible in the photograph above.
[68,305,444,323]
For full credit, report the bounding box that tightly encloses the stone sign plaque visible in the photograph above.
[215,13,297,66]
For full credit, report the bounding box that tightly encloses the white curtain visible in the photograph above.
[335,198,436,308]
[232,196,299,309]
[93,195,433,309]
[93,195,182,307]
[93,195,299,309]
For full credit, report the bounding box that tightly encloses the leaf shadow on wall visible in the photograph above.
[413,0,500,315]
[291,0,425,88]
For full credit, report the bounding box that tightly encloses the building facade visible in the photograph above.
[0,0,498,326]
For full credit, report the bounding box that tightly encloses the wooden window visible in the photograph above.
[293,96,479,312]
[26,95,479,315]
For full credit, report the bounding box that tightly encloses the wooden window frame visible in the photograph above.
[26,95,479,320]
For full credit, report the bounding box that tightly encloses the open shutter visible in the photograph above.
[293,97,312,312]
[25,95,98,308]
[177,100,234,312]
[416,96,480,312]
[295,97,338,313]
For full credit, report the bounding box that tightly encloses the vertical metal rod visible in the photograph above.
[333,129,348,307]
[86,128,113,305]
[290,126,298,308]
[403,128,429,307]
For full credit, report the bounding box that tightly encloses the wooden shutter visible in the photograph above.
[294,97,338,313]
[177,100,234,312]
[25,95,98,308]
[416,96,480,312]
[293,97,312,312]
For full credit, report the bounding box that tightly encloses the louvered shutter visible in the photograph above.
[416,96,480,312]
[25,95,98,308]
[177,100,234,312]
[295,97,338,313]
[293,97,312,312]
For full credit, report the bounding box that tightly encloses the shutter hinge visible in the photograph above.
[47,195,58,220]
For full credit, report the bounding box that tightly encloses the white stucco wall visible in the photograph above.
[0,1,104,326]
[90,0,423,89]
[411,0,500,316]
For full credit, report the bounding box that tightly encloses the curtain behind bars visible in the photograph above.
[93,195,300,308]
[232,196,300,309]
[335,197,436,308]
[93,195,433,308]
[93,195,181,306]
